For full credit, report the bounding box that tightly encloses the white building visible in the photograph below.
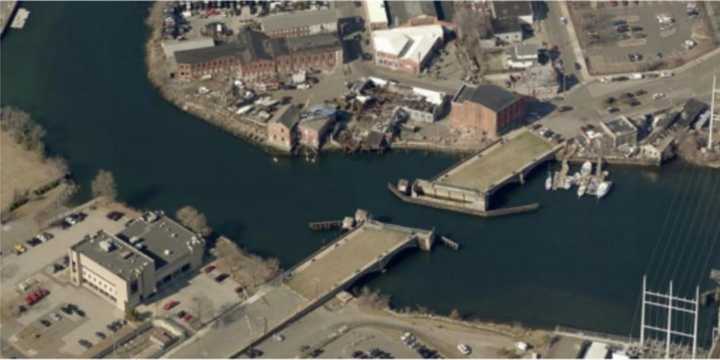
[69,211,205,311]
[372,25,444,74]
[364,0,389,30]
[506,43,539,69]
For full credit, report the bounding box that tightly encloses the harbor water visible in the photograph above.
[2,2,718,346]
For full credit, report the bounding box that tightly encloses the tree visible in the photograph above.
[176,205,212,236]
[91,169,117,201]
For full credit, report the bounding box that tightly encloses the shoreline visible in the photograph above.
[143,3,488,159]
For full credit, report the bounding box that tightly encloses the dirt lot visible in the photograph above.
[0,130,64,213]
[569,1,717,75]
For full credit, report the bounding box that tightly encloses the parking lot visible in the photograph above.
[570,1,715,74]
[135,260,242,333]
[0,201,139,357]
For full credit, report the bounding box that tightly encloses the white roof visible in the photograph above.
[584,342,609,359]
[372,25,443,63]
[366,0,388,25]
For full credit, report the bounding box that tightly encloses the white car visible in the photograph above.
[560,16,567,24]
[457,343,471,355]
[653,93,666,100]
[659,71,673,78]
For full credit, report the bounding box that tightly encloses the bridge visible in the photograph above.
[167,216,436,358]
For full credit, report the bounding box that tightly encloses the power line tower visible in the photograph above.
[640,275,700,358]
[709,74,718,151]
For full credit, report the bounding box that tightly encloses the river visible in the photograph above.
[1,2,718,346]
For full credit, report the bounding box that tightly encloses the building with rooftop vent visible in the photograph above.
[372,25,444,74]
[69,211,205,311]
[449,84,527,138]
[600,116,638,148]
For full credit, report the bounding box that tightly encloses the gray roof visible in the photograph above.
[175,29,340,66]
[260,8,338,33]
[678,98,708,126]
[514,43,539,57]
[387,1,437,26]
[453,84,520,112]
[299,105,336,131]
[72,231,154,281]
[602,117,636,135]
[493,18,522,34]
[493,1,533,20]
[272,104,302,129]
[118,214,203,270]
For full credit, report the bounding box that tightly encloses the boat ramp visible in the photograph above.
[389,129,562,217]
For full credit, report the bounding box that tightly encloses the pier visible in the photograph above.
[0,1,17,37]
[389,129,561,217]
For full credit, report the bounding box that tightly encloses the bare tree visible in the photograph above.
[176,205,212,236]
[91,169,118,201]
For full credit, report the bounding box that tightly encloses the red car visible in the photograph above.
[163,300,179,311]
[182,313,193,322]
[204,265,216,274]
[25,288,49,306]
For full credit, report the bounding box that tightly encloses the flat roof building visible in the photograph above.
[491,1,534,24]
[372,25,444,74]
[600,116,638,148]
[450,84,527,138]
[364,0,389,30]
[259,8,338,38]
[69,211,205,311]
[387,1,438,27]
[161,37,215,61]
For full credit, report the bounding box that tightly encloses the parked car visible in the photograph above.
[653,93,666,100]
[204,265,216,274]
[15,244,27,255]
[78,339,93,349]
[635,89,647,96]
[95,331,106,340]
[106,211,124,221]
[40,319,52,327]
[50,312,62,321]
[558,105,573,112]
[26,238,41,247]
[163,300,180,310]
[25,288,49,306]
[607,107,620,114]
[36,232,54,242]
[182,313,193,322]
[458,343,472,355]
[214,273,229,283]
[177,310,187,319]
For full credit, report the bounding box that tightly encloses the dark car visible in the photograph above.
[40,319,52,327]
[607,107,620,114]
[95,331,106,340]
[635,89,647,96]
[558,105,573,112]
[574,62,581,71]
[106,211,124,221]
[246,348,264,358]
[78,339,93,349]
[214,273,230,283]
[629,100,641,107]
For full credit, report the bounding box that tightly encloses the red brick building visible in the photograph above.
[449,84,527,138]
[175,30,342,82]
[267,105,301,152]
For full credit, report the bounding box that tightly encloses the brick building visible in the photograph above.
[298,105,337,150]
[449,84,527,138]
[267,105,301,152]
[175,29,342,81]
[259,8,338,38]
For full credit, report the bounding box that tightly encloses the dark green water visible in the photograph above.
[2,2,718,346]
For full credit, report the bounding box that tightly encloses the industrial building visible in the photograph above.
[267,104,302,152]
[69,211,205,311]
[372,25,444,74]
[297,105,337,150]
[175,29,341,81]
[449,84,527,138]
[259,8,338,38]
[600,116,638,148]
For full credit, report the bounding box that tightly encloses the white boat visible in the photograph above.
[596,181,612,198]
[577,183,587,197]
[545,172,552,190]
[580,161,592,176]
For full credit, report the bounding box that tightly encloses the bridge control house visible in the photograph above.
[69,211,205,311]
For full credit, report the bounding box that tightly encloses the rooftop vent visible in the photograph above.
[129,236,142,244]
[99,240,115,252]
[164,249,172,256]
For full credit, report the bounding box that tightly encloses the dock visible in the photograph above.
[9,7,28,30]
[308,220,342,231]
[388,129,560,216]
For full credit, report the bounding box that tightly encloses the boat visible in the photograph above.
[545,172,552,191]
[580,161,592,176]
[596,181,612,199]
[577,183,587,197]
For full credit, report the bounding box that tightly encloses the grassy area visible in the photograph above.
[437,130,554,193]
[0,130,64,212]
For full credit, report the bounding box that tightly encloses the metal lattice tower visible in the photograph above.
[640,275,700,359]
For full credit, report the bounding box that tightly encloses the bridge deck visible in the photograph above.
[286,221,421,300]
[435,130,556,194]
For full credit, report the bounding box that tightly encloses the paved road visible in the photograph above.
[541,1,584,84]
